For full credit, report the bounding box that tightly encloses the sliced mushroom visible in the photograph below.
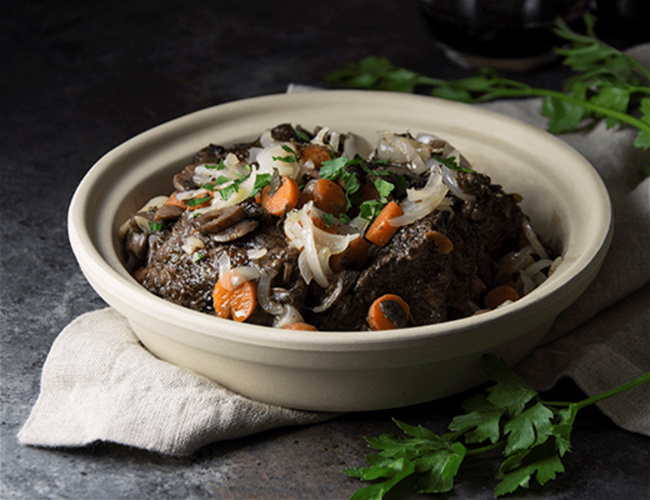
[153,204,184,221]
[173,164,199,192]
[379,298,409,329]
[211,219,259,242]
[124,230,148,261]
[197,205,246,233]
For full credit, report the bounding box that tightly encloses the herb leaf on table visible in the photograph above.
[343,354,650,499]
[326,15,650,173]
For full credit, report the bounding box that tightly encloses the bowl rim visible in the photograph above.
[68,90,613,351]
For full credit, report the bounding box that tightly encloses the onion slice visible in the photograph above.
[389,166,449,226]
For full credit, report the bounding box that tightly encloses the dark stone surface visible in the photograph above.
[1,1,648,499]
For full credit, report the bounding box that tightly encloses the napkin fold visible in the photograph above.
[17,308,335,456]
[19,67,650,454]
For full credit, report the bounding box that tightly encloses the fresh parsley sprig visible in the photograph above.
[344,354,650,499]
[326,15,650,174]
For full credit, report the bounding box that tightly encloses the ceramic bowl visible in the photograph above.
[68,90,612,412]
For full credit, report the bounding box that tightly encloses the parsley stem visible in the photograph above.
[466,441,506,456]
[475,87,650,134]
[571,370,650,411]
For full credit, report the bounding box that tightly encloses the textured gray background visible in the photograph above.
[2,1,649,498]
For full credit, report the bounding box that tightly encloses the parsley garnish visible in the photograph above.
[203,175,230,191]
[358,200,384,221]
[344,355,650,498]
[373,178,395,203]
[294,128,311,142]
[148,221,162,232]
[250,173,272,197]
[272,144,298,163]
[327,14,650,175]
[319,156,348,179]
[320,156,361,211]
[186,196,211,207]
[205,160,227,170]
[433,155,475,173]
[338,213,352,224]
[218,184,239,201]
[322,213,335,226]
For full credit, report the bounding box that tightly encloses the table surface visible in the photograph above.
[2,1,649,499]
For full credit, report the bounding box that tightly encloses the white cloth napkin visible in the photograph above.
[19,64,650,454]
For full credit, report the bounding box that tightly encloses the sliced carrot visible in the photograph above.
[364,201,404,247]
[282,322,319,331]
[484,285,519,310]
[164,193,187,209]
[367,294,410,331]
[330,237,370,272]
[212,279,232,319]
[312,178,347,217]
[212,277,257,322]
[300,144,331,169]
[261,176,300,217]
[230,280,257,322]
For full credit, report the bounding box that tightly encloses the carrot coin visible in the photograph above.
[367,294,410,330]
[313,178,348,217]
[261,176,300,217]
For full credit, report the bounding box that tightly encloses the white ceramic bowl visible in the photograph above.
[68,91,612,412]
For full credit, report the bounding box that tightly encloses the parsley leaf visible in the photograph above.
[322,213,335,226]
[320,156,348,179]
[358,200,384,221]
[186,196,212,207]
[250,173,272,197]
[205,160,227,170]
[294,128,311,142]
[272,144,298,163]
[218,184,239,201]
[320,156,361,211]
[148,221,162,232]
[344,355,650,498]
[432,155,475,173]
[373,179,394,203]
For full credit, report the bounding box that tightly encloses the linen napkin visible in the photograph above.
[19,54,650,454]
[17,308,335,456]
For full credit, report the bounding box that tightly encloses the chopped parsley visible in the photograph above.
[202,175,230,191]
[218,184,239,201]
[320,155,405,220]
[373,178,395,203]
[272,144,298,163]
[148,221,163,232]
[251,173,272,197]
[320,156,361,210]
[294,128,311,142]
[338,213,352,224]
[186,196,212,207]
[205,160,227,170]
[358,200,384,221]
[322,213,335,226]
[433,154,475,173]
